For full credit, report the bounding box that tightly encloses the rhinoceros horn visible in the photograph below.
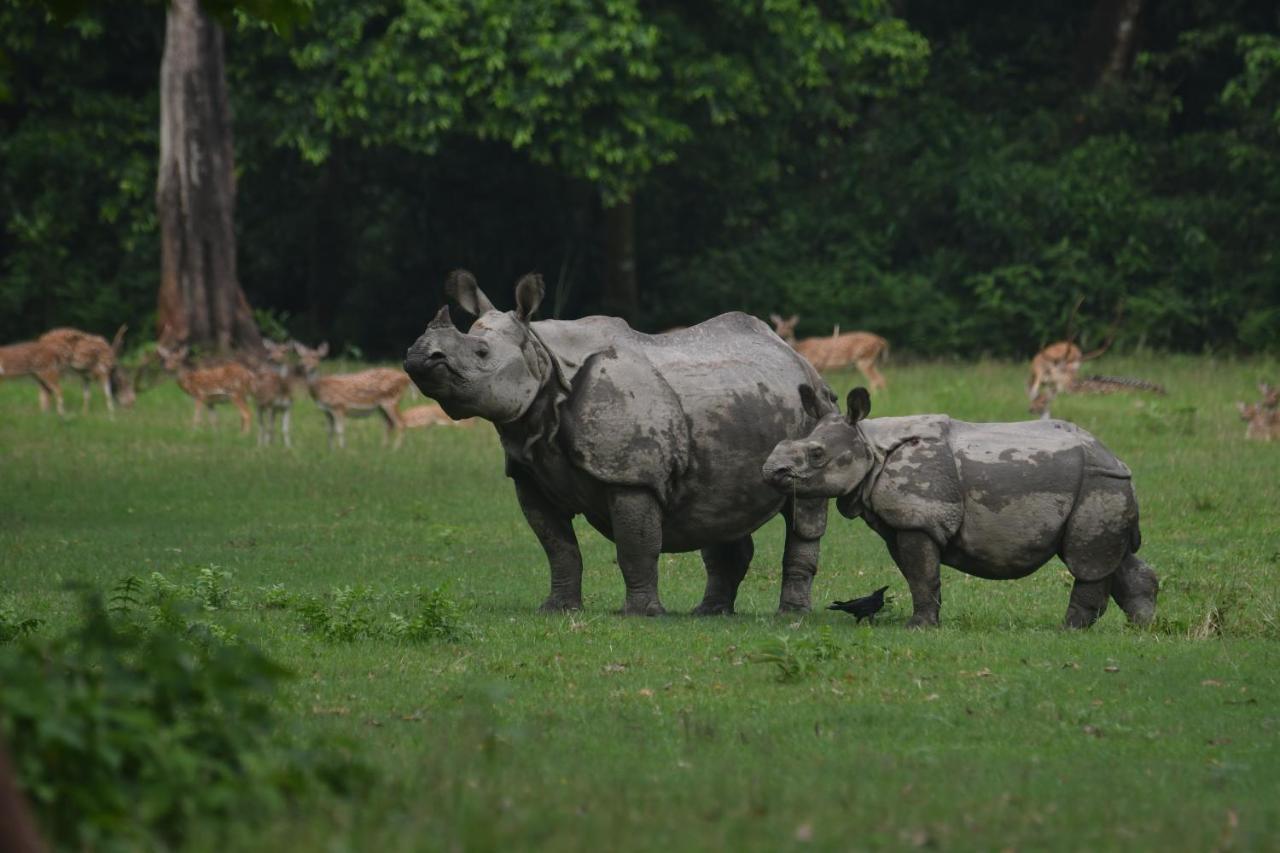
[445,269,495,316]
[428,305,454,330]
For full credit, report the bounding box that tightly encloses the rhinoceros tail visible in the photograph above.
[1130,521,1142,555]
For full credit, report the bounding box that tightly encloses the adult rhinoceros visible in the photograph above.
[762,387,1160,628]
[403,271,835,615]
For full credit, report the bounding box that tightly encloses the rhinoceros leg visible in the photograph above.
[1064,576,1112,628]
[609,487,666,616]
[778,498,827,612]
[693,536,753,616]
[1111,553,1159,626]
[893,531,942,628]
[513,476,584,612]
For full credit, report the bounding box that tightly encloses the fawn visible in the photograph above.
[769,313,889,389]
[38,326,134,415]
[0,340,65,415]
[293,342,410,449]
[156,344,255,434]
[1237,382,1280,441]
[250,340,298,447]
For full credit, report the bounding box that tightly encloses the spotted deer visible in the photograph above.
[1026,344,1164,419]
[156,344,255,433]
[1027,300,1132,416]
[769,313,889,390]
[0,340,65,415]
[251,340,298,447]
[1237,382,1280,441]
[402,402,476,429]
[293,342,410,449]
[39,326,135,415]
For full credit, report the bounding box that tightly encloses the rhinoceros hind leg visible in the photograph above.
[895,531,942,628]
[1064,576,1112,628]
[693,536,753,615]
[610,488,666,616]
[1111,554,1158,626]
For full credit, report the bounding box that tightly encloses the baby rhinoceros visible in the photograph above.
[762,388,1159,629]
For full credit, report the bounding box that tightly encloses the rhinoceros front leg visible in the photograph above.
[894,531,942,628]
[609,487,666,616]
[512,476,583,612]
[693,536,753,616]
[778,497,827,612]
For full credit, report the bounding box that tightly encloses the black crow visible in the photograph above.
[828,586,891,623]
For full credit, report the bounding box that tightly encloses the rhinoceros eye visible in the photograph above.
[475,344,490,359]
[806,446,826,464]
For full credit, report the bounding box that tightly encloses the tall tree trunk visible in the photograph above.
[155,0,261,353]
[602,196,638,322]
[1076,0,1145,87]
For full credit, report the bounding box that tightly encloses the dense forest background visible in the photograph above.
[1,0,1277,358]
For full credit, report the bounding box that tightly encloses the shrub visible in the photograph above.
[0,588,366,848]
[298,584,470,644]
[0,595,40,644]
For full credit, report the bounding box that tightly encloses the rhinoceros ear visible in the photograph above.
[445,269,495,316]
[428,305,454,330]
[798,384,825,421]
[845,387,871,424]
[514,273,545,323]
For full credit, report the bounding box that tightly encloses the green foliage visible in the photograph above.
[1,0,1276,356]
[297,584,470,643]
[0,587,363,849]
[748,626,847,682]
[1,359,1279,848]
[647,4,1280,353]
[246,0,925,202]
[0,594,41,643]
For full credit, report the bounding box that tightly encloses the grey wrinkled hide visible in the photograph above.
[762,388,1159,628]
[404,272,835,615]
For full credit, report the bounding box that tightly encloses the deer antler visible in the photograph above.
[1063,295,1086,342]
[1081,301,1124,362]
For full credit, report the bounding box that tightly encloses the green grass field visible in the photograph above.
[3,354,1279,850]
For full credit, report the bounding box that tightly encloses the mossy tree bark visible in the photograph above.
[155,0,261,353]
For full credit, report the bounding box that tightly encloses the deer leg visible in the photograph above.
[381,404,404,450]
[513,475,583,612]
[256,405,269,447]
[192,399,205,429]
[858,359,886,392]
[609,487,665,616]
[101,373,115,417]
[234,397,251,435]
[37,372,64,417]
[81,377,92,414]
[280,407,292,449]
[334,412,347,449]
